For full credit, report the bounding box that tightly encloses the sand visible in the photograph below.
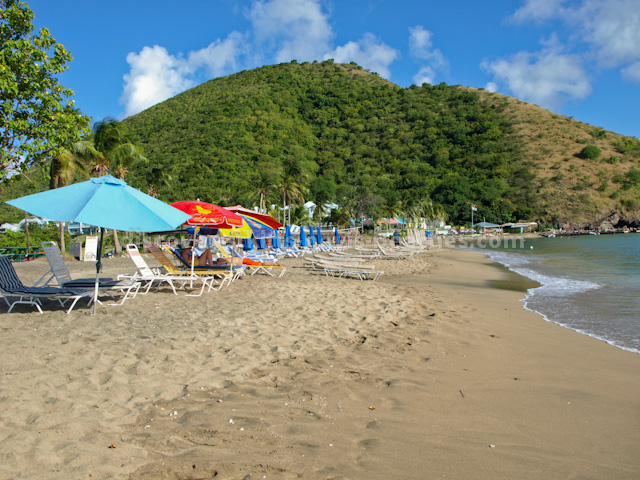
[1,245,639,479]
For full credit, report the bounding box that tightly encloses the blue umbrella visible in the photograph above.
[335,227,341,245]
[284,225,293,247]
[272,231,282,249]
[243,237,254,251]
[308,226,316,246]
[256,237,267,250]
[238,214,274,239]
[316,227,323,245]
[299,226,308,247]
[7,175,190,313]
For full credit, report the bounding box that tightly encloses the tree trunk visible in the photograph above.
[282,191,287,226]
[24,212,30,249]
[113,229,122,255]
[59,222,66,252]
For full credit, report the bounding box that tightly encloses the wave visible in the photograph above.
[467,246,639,355]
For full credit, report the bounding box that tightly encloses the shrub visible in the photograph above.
[577,144,602,160]
[624,168,640,185]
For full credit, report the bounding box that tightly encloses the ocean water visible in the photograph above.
[465,234,640,354]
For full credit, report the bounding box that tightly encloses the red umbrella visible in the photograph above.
[171,200,244,228]
[225,204,283,229]
[170,200,245,280]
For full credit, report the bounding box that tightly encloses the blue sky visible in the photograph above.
[27,0,640,138]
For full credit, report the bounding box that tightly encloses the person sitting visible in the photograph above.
[181,245,215,266]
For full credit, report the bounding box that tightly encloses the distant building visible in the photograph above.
[502,222,538,233]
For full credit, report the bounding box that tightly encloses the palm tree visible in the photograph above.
[279,159,310,226]
[49,114,99,251]
[255,168,280,213]
[280,176,307,226]
[91,117,148,255]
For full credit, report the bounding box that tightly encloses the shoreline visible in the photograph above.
[2,247,639,479]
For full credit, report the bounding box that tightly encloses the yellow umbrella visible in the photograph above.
[218,222,252,238]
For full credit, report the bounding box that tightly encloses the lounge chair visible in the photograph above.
[145,244,238,295]
[164,245,246,280]
[120,244,217,295]
[35,241,140,305]
[0,256,93,313]
[215,241,286,277]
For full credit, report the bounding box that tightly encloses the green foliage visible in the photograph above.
[0,223,70,249]
[612,137,640,158]
[0,0,89,177]
[577,144,601,160]
[624,168,640,185]
[121,62,527,224]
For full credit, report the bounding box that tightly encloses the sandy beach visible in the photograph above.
[1,245,639,479]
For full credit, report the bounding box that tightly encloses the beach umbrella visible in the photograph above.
[335,227,341,245]
[272,231,282,249]
[225,205,283,229]
[284,225,293,247]
[308,226,316,246]
[7,175,190,313]
[299,225,308,247]
[171,200,243,229]
[237,214,275,239]
[243,237,254,251]
[171,200,245,277]
[256,237,267,250]
[316,227,323,245]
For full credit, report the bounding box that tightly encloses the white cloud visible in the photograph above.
[482,44,592,109]
[408,26,448,85]
[573,0,640,69]
[621,61,640,82]
[413,66,435,86]
[485,82,498,92]
[120,33,244,117]
[187,32,245,77]
[248,0,333,63]
[510,0,568,23]
[325,33,398,79]
[509,0,640,78]
[121,46,194,118]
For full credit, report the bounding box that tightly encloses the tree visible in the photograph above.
[49,113,98,250]
[577,144,601,161]
[279,158,310,226]
[0,0,88,177]
[254,167,280,213]
[90,117,148,254]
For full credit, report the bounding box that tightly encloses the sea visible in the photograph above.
[462,234,640,354]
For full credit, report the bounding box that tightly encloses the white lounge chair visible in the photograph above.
[35,241,140,305]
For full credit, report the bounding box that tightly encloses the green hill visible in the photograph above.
[2,60,639,229]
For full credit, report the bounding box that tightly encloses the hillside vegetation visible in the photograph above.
[2,60,639,228]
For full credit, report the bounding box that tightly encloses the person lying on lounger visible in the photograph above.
[181,246,216,266]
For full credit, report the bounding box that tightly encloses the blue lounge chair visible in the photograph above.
[0,256,93,314]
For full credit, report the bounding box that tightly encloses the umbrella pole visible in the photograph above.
[93,227,105,315]
[190,228,197,288]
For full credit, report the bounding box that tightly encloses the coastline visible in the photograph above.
[1,247,639,479]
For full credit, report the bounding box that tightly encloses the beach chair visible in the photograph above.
[145,244,236,294]
[0,256,93,314]
[120,244,211,295]
[164,245,246,280]
[215,241,286,277]
[35,241,140,305]
[315,259,384,281]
